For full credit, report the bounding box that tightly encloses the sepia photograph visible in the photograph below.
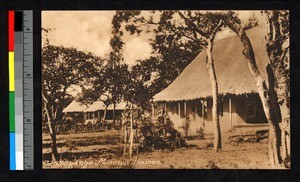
[41,10,290,169]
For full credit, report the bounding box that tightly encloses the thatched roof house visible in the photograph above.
[153,27,269,136]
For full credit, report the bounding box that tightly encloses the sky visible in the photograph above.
[42,10,265,66]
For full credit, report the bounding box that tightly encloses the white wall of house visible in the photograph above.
[162,97,248,136]
[157,94,267,137]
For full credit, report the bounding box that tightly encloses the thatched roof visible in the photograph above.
[85,100,129,112]
[106,101,128,110]
[62,99,89,113]
[84,100,104,112]
[153,27,269,102]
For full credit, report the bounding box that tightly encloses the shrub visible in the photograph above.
[196,127,205,140]
[182,116,191,137]
[138,114,187,151]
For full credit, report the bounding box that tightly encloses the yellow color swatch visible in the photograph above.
[9,52,15,91]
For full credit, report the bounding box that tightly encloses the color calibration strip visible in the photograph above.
[9,10,34,170]
[9,10,17,171]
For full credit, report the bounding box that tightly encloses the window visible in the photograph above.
[218,99,223,117]
[247,102,256,118]
[170,103,174,114]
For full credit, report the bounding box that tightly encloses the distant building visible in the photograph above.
[84,100,128,125]
[63,94,132,128]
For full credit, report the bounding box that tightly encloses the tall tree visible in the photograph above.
[176,11,225,151]
[102,57,130,128]
[221,11,287,166]
[78,19,133,128]
[42,33,99,161]
[264,10,290,165]
[107,16,127,128]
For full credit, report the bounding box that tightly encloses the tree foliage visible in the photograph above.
[42,31,102,161]
[112,11,203,97]
[42,44,99,122]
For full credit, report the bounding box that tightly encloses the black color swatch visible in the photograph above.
[14,11,23,32]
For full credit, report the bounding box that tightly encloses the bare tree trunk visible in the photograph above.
[113,103,116,129]
[103,106,108,120]
[265,11,290,165]
[44,104,59,161]
[266,65,284,166]
[123,122,127,158]
[224,18,282,165]
[42,90,61,161]
[280,103,290,164]
[151,102,155,120]
[103,105,108,129]
[269,56,290,163]
[48,119,59,161]
[267,65,282,123]
[201,100,206,130]
[136,129,139,154]
[205,41,221,152]
[129,107,134,159]
[266,64,290,165]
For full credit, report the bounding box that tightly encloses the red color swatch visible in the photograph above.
[8,11,14,51]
